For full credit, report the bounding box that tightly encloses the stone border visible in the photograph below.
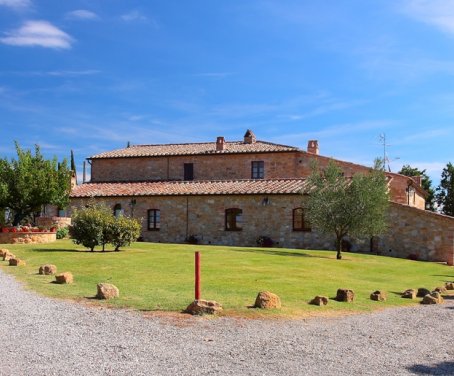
[0,232,57,245]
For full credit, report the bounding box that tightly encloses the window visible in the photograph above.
[225,208,242,231]
[251,161,264,179]
[113,204,123,218]
[293,208,311,231]
[148,209,161,230]
[184,163,194,181]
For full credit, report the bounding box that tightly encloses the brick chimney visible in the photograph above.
[411,176,422,187]
[307,140,319,154]
[244,129,256,144]
[216,136,226,151]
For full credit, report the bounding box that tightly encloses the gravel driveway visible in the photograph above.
[0,269,453,376]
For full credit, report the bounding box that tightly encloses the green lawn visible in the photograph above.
[1,240,452,317]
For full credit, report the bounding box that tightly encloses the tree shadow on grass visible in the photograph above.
[30,248,117,253]
[430,275,454,279]
[226,247,334,259]
[407,361,454,375]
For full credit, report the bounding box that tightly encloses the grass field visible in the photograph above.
[1,240,452,317]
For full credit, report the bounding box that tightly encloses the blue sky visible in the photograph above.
[0,0,453,184]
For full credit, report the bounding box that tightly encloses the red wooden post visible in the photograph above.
[195,251,201,300]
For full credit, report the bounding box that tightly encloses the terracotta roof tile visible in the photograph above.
[70,179,308,198]
[89,140,299,159]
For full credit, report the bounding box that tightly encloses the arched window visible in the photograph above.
[148,209,161,230]
[225,208,242,231]
[293,208,311,232]
[113,204,123,218]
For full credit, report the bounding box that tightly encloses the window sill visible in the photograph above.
[225,228,242,232]
[147,228,160,231]
[293,228,312,232]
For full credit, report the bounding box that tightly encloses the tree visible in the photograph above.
[435,162,454,216]
[305,160,389,260]
[69,203,141,251]
[398,165,435,211]
[0,143,72,225]
[69,204,112,251]
[108,215,141,251]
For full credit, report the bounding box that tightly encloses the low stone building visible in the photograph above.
[70,130,454,265]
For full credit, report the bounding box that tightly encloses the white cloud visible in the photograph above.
[0,0,31,9]
[66,10,99,21]
[401,0,454,35]
[121,10,147,22]
[0,20,74,49]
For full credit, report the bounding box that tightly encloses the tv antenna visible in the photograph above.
[379,133,399,172]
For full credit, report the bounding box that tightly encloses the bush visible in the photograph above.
[56,227,69,239]
[256,236,274,247]
[69,204,141,251]
[108,216,141,251]
[69,205,112,251]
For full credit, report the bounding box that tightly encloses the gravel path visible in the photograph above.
[0,270,453,376]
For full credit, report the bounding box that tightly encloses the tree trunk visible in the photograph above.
[13,212,25,226]
[335,236,343,260]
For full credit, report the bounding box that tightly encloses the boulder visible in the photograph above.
[185,299,223,315]
[434,286,447,294]
[0,249,10,258]
[336,289,355,302]
[422,292,444,305]
[55,272,73,284]
[310,296,329,306]
[9,258,25,266]
[402,289,416,299]
[416,288,431,298]
[254,291,281,309]
[96,283,120,300]
[2,251,15,261]
[370,290,387,301]
[445,282,454,290]
[39,264,57,275]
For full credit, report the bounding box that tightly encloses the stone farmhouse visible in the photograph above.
[70,130,454,265]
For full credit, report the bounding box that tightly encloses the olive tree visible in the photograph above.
[305,160,389,259]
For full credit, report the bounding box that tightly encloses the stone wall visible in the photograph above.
[0,232,57,245]
[71,194,334,250]
[36,217,72,228]
[378,203,454,265]
[71,195,454,265]
[90,152,304,182]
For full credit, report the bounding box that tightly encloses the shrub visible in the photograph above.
[56,227,69,239]
[69,204,140,251]
[256,236,274,247]
[69,205,112,251]
[186,235,198,244]
[108,216,141,251]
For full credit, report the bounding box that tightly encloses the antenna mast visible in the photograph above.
[379,133,387,170]
[379,133,399,172]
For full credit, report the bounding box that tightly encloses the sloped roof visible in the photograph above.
[70,179,308,198]
[89,141,299,159]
